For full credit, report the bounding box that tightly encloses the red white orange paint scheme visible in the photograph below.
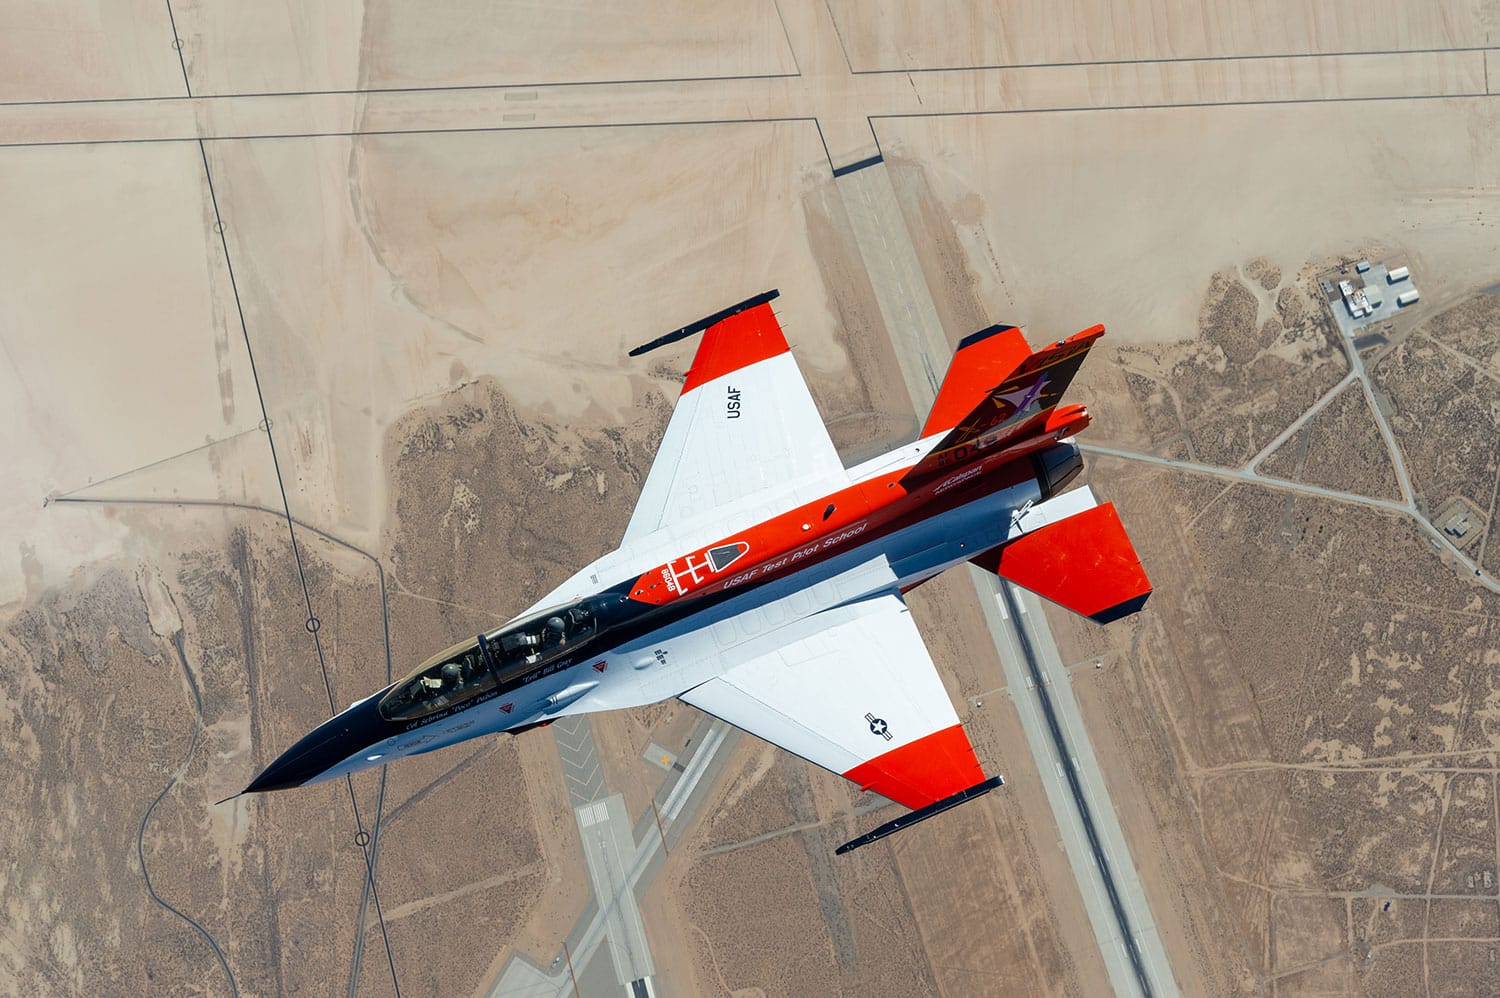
[239,291,1151,852]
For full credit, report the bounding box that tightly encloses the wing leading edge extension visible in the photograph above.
[680,592,998,848]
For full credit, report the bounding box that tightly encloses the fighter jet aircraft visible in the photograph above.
[238,291,1151,852]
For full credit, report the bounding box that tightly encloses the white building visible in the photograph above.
[1339,280,1371,317]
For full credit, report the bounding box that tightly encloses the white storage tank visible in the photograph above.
[1397,288,1421,306]
[1388,266,1411,283]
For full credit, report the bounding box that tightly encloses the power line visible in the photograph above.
[197,137,402,997]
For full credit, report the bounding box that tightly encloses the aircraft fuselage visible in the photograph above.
[244,426,1085,795]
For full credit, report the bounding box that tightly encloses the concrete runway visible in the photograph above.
[835,157,1179,996]
[489,716,734,997]
[576,795,655,988]
[980,579,1178,997]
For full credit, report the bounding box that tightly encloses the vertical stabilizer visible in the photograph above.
[904,324,1104,483]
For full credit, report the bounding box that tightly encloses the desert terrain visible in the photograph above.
[3,1,1500,996]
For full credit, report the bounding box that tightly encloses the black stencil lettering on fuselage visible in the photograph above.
[726,386,742,419]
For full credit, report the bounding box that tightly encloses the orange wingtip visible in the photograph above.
[843,724,985,810]
[682,301,790,394]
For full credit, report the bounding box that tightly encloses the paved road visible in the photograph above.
[835,157,1178,997]
[1244,371,1358,471]
[836,165,949,404]
[1338,316,1420,508]
[1102,293,1500,598]
[2,41,1489,167]
[1079,443,1500,597]
[1244,312,1416,507]
[547,716,656,991]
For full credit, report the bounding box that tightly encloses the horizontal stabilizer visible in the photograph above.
[973,502,1151,622]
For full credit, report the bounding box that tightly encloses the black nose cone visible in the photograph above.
[242,694,390,794]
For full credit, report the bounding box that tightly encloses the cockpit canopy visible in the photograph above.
[378,592,629,723]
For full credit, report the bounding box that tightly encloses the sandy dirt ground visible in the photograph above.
[0,111,875,994]
[3,119,847,598]
[201,122,844,554]
[0,0,184,101]
[1052,453,1500,996]
[1026,259,1500,994]
[876,99,1500,352]
[0,1,796,101]
[0,142,275,606]
[4,1,1500,996]
[170,0,796,96]
[643,569,1116,997]
[828,0,1497,70]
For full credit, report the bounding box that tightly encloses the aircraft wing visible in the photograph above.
[680,591,988,811]
[622,292,848,546]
